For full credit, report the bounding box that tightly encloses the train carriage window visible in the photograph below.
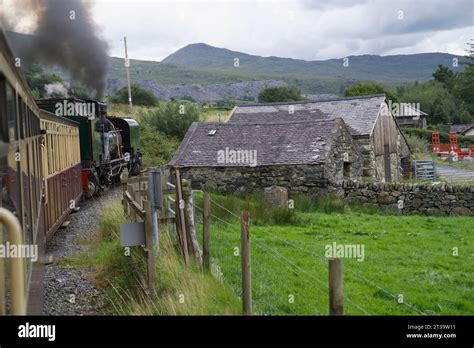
[18,97,25,139]
[0,75,7,141]
[5,82,17,142]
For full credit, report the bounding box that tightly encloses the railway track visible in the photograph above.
[43,187,121,315]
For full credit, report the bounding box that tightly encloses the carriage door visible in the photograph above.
[383,144,391,183]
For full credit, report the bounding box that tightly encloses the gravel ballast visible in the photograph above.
[43,187,121,315]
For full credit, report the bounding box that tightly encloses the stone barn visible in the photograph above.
[227,94,412,182]
[169,118,363,194]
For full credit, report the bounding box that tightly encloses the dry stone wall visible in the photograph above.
[333,180,474,216]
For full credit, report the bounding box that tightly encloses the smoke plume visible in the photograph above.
[1,0,109,99]
[45,82,70,98]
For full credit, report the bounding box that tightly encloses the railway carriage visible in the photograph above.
[40,110,82,240]
[0,30,82,314]
[0,28,143,315]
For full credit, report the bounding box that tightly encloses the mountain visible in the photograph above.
[163,43,465,82]
[5,31,466,101]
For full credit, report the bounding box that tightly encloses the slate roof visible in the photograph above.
[228,94,387,136]
[450,124,474,135]
[170,119,340,167]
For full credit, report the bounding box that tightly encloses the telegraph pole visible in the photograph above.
[124,36,133,113]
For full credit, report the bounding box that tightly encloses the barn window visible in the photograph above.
[343,162,351,179]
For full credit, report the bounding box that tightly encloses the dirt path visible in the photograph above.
[43,187,121,315]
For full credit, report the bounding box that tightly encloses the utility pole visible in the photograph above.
[124,36,133,113]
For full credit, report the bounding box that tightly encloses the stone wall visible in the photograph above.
[333,180,474,216]
[180,164,328,194]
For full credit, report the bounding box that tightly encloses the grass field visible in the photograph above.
[195,193,474,316]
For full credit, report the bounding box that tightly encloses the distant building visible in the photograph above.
[450,124,474,136]
[393,103,428,129]
[170,118,364,194]
[227,94,412,182]
[169,94,412,195]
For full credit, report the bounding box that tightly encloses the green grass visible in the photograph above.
[195,193,474,316]
[65,200,241,315]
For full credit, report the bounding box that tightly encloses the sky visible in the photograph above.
[6,0,474,62]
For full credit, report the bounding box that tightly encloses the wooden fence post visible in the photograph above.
[328,258,343,315]
[240,211,252,316]
[143,200,156,298]
[175,169,189,265]
[202,192,210,271]
[182,179,202,265]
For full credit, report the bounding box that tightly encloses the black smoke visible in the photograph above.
[1,0,109,99]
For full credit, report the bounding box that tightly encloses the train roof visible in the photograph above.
[39,109,80,127]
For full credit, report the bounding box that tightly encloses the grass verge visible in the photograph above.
[64,200,241,315]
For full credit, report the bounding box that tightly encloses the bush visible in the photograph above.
[345,81,399,103]
[144,102,200,140]
[139,126,180,167]
[110,84,158,107]
[403,133,431,159]
[402,128,473,148]
[258,85,303,103]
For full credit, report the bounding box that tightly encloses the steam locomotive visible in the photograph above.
[36,98,142,197]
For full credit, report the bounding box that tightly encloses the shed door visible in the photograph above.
[384,144,391,182]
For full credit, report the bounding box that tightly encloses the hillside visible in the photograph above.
[163,43,465,82]
[6,31,466,101]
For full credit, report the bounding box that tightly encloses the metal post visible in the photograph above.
[147,168,161,245]
[143,200,156,298]
[0,208,26,315]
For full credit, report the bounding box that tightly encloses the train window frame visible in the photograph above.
[5,81,18,142]
[0,74,7,142]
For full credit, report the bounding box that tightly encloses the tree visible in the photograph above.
[69,85,94,99]
[24,65,63,98]
[400,81,468,125]
[258,86,303,103]
[432,64,456,91]
[454,41,474,115]
[109,84,158,106]
[144,102,200,140]
[344,82,399,103]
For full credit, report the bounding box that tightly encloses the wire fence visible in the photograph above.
[189,192,436,316]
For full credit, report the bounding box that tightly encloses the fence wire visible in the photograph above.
[191,193,428,316]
